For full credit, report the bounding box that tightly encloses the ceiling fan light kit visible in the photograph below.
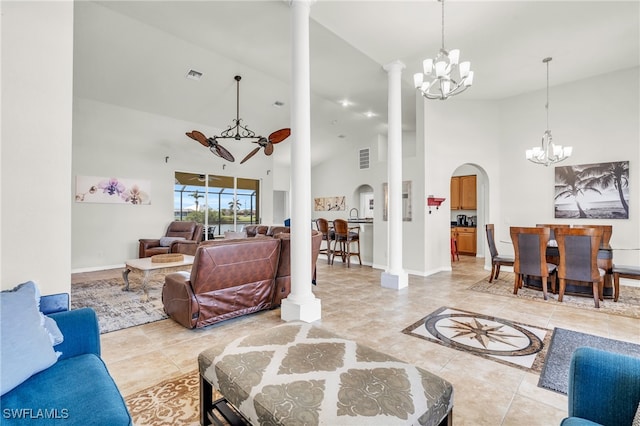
[185,75,290,163]
[413,0,474,100]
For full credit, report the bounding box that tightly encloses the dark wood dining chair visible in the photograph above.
[485,224,514,282]
[331,219,361,267]
[315,218,334,264]
[535,223,570,241]
[510,226,557,300]
[554,227,605,308]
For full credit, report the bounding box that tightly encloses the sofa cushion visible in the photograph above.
[0,282,60,396]
[0,353,132,425]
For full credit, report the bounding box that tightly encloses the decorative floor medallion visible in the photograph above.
[403,307,551,372]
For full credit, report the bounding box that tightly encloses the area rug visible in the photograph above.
[403,306,551,373]
[469,273,640,319]
[538,328,640,395]
[125,370,225,426]
[71,277,168,333]
[125,370,200,426]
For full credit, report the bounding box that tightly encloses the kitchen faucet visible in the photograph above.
[349,208,359,219]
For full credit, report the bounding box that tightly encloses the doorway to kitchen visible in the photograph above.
[451,164,489,261]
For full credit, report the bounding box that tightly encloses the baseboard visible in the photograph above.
[71,264,125,274]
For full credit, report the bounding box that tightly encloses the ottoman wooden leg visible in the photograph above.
[200,374,213,426]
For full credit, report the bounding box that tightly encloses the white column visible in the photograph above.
[281,0,321,322]
[381,60,408,290]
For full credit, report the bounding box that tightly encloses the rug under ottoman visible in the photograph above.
[198,322,453,425]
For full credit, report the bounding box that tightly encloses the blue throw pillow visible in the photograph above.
[0,281,61,395]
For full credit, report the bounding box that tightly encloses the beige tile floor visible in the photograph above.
[79,255,640,425]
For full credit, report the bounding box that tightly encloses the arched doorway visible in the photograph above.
[451,164,489,262]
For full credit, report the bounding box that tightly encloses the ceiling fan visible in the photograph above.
[186,75,291,164]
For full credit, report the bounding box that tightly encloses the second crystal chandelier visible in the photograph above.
[413,0,474,100]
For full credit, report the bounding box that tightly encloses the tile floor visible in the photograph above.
[79,255,640,425]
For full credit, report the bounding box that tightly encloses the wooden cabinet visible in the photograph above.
[453,227,476,255]
[450,175,477,210]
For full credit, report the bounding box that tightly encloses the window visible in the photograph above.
[174,172,260,240]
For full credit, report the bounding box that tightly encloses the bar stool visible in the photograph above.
[315,218,334,264]
[612,264,640,302]
[331,219,361,267]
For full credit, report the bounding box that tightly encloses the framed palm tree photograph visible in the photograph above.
[554,161,629,219]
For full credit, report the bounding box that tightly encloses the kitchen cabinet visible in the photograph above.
[453,227,476,255]
[450,175,477,210]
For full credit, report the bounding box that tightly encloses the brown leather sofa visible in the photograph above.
[138,221,203,258]
[243,225,290,238]
[162,230,321,329]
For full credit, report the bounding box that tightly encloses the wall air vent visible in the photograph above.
[359,148,370,170]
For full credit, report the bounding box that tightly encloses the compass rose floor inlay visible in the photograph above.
[403,307,551,372]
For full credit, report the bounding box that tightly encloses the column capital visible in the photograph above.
[383,60,406,73]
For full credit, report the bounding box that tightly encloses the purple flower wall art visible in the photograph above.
[75,176,151,205]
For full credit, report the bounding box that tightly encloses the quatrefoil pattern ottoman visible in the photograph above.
[199,322,453,425]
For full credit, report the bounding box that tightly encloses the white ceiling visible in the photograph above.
[73,1,639,167]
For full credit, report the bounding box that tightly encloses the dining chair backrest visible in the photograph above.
[572,225,612,246]
[485,224,499,259]
[332,219,349,237]
[554,227,603,282]
[535,224,570,240]
[510,227,552,277]
[316,218,330,235]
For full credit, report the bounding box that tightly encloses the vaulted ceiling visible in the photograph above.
[73,1,639,167]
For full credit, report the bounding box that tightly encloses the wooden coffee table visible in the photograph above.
[122,255,194,301]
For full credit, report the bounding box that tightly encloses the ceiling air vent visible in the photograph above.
[358,148,370,170]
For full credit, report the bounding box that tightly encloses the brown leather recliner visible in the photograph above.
[162,238,281,329]
[138,221,203,258]
[272,230,322,307]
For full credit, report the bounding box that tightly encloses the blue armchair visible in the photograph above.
[1,308,132,425]
[561,347,640,426]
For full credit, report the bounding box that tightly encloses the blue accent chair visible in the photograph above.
[561,347,640,426]
[1,307,132,425]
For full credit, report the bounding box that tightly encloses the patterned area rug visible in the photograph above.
[125,371,230,426]
[469,273,640,319]
[538,328,640,394]
[403,307,551,373]
[71,276,168,333]
[125,370,204,426]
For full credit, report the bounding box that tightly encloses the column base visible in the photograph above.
[381,271,408,290]
[281,297,322,322]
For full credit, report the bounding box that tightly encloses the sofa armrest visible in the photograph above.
[566,347,640,425]
[49,308,101,361]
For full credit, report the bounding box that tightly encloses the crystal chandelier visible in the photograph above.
[526,57,573,166]
[413,0,474,100]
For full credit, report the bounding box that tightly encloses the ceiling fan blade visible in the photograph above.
[264,141,274,156]
[215,143,235,162]
[268,128,291,144]
[241,147,261,164]
[190,130,209,147]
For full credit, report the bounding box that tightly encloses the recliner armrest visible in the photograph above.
[139,238,161,249]
[170,239,199,256]
[49,308,101,360]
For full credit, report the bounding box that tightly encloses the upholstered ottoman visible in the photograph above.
[198,322,453,426]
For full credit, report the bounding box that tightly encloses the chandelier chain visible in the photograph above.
[441,0,445,51]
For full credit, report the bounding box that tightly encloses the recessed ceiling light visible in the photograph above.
[186,69,203,81]
[364,111,376,118]
[339,99,352,107]
[273,100,285,108]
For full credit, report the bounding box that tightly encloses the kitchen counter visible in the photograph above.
[348,218,373,224]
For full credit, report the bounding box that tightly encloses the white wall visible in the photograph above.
[72,98,276,270]
[1,1,74,294]
[499,67,640,266]
[423,98,503,275]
